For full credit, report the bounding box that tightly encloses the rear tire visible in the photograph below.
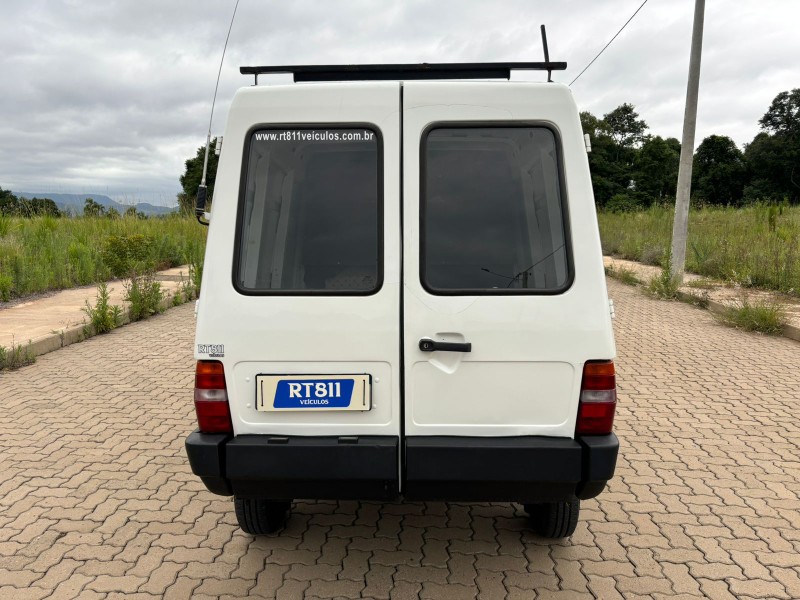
[234,498,291,535]
[524,500,580,538]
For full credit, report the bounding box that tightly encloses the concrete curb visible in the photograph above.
[675,289,800,343]
[606,269,800,344]
[19,294,188,362]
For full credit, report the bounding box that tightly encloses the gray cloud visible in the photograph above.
[1,0,798,204]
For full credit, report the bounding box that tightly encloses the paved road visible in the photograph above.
[1,279,799,599]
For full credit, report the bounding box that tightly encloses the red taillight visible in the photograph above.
[194,360,232,433]
[576,360,617,435]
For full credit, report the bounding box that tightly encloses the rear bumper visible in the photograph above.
[185,431,618,502]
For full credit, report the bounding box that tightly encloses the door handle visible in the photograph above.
[419,338,472,353]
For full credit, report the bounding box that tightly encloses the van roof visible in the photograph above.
[239,62,567,84]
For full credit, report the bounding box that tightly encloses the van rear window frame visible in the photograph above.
[419,122,574,296]
[232,123,384,297]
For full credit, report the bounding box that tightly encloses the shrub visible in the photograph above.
[606,193,641,213]
[82,283,122,335]
[125,271,164,321]
[102,234,155,278]
[646,262,681,300]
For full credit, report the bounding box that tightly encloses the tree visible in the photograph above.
[581,117,627,206]
[0,187,20,215]
[179,139,219,212]
[0,189,61,217]
[28,197,61,217]
[692,135,746,205]
[744,89,800,203]
[123,205,147,219]
[634,136,681,201]
[580,111,610,138]
[83,198,106,217]
[581,105,650,207]
[744,133,792,202]
[758,89,800,138]
[603,103,648,151]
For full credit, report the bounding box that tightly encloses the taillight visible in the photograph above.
[194,360,233,433]
[576,360,617,435]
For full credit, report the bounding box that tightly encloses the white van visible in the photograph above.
[185,62,618,539]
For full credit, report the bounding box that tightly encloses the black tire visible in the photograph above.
[234,498,291,535]
[524,500,580,538]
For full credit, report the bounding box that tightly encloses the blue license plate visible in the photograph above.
[274,378,355,408]
[256,374,371,411]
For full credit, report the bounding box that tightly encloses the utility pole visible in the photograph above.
[670,0,705,281]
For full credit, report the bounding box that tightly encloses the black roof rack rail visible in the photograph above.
[240,61,567,84]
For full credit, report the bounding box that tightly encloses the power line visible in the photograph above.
[569,0,650,86]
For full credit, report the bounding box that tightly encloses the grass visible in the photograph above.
[716,295,787,334]
[0,214,206,301]
[685,278,718,290]
[605,265,641,286]
[598,203,800,295]
[0,338,36,370]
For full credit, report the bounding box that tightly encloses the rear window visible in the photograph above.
[421,126,571,294]
[235,127,382,294]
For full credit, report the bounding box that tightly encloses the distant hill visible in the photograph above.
[14,192,176,216]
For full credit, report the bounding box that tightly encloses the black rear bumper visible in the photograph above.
[185,431,618,502]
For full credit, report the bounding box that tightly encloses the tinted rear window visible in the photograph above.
[422,126,570,293]
[236,127,381,293]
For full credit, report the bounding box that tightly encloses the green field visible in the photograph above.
[3,206,798,302]
[0,215,207,301]
[598,204,800,295]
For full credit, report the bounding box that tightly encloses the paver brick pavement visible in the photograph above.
[1,279,799,598]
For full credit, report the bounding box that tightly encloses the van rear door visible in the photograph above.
[401,82,614,444]
[200,82,401,443]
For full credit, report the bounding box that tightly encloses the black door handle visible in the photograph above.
[419,338,472,353]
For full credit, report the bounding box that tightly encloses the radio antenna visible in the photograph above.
[196,0,241,223]
[540,25,552,82]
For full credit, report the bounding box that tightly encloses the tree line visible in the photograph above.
[0,191,148,219]
[583,88,800,211]
[0,189,61,217]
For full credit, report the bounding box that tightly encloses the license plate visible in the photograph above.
[255,374,371,411]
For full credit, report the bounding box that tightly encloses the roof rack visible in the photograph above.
[241,61,566,84]
[242,25,564,84]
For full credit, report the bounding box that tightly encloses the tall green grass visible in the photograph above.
[0,215,206,300]
[598,204,800,295]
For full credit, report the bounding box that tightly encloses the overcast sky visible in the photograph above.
[1,0,798,206]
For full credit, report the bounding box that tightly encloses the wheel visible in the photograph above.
[524,500,580,538]
[234,498,291,534]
